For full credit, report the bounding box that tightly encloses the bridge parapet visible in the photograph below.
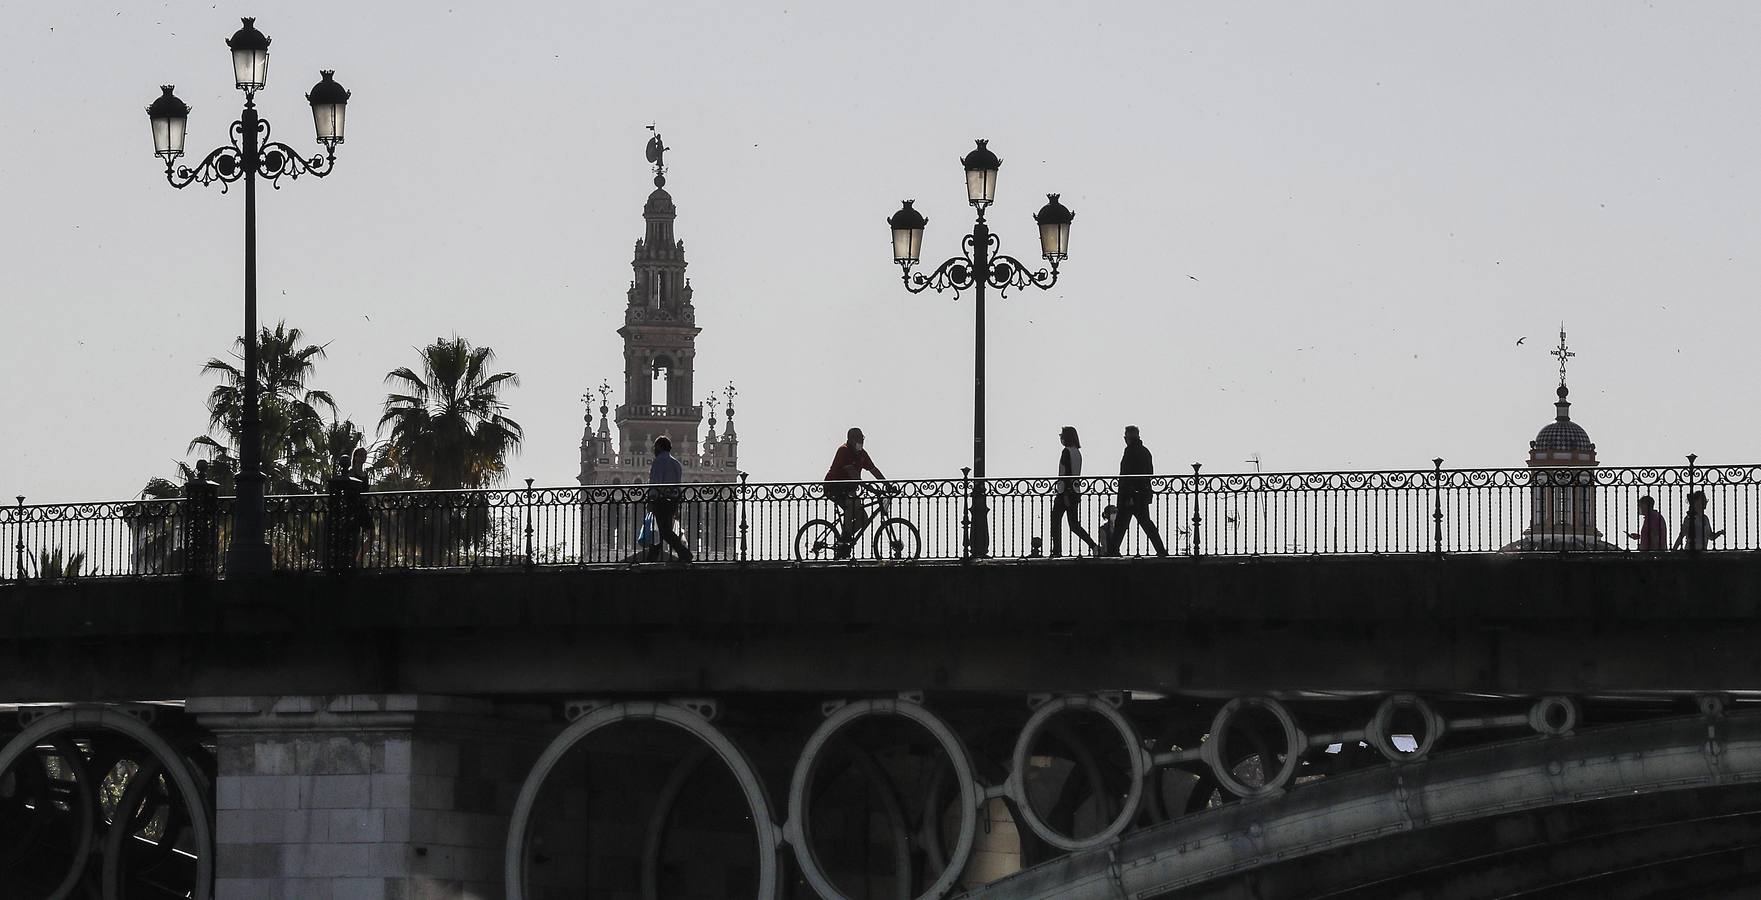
[4,458,1758,579]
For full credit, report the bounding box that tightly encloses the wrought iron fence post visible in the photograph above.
[1190,463,1203,557]
[524,478,535,569]
[961,467,974,563]
[738,471,750,564]
[1686,453,1699,555]
[1432,457,1445,556]
[184,462,219,578]
[323,460,359,574]
[13,495,25,580]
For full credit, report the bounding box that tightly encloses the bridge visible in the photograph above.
[3,464,1759,898]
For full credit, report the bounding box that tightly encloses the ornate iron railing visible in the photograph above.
[614,403,703,421]
[3,458,1754,581]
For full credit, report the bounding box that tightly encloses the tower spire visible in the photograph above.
[645,124,668,188]
[1550,324,1576,421]
[596,380,612,437]
[723,382,738,437]
[1551,324,1575,389]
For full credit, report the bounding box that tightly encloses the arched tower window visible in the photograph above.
[651,355,675,410]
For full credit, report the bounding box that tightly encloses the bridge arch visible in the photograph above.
[785,697,982,900]
[504,699,782,900]
[0,704,215,900]
[966,708,1761,899]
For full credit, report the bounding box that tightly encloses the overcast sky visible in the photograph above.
[4,1,1760,503]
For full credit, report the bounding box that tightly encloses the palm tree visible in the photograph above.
[197,321,338,494]
[379,336,524,489]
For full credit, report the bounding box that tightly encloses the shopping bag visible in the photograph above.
[637,512,658,547]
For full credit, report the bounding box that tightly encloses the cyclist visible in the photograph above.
[824,427,888,557]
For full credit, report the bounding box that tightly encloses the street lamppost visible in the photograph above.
[888,140,1073,558]
[145,17,350,576]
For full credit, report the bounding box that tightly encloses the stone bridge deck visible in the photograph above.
[5,553,1761,899]
[3,552,1759,701]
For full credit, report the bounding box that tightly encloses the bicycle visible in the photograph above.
[794,482,922,561]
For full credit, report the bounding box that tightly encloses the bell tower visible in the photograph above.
[612,128,705,464]
[577,130,741,557]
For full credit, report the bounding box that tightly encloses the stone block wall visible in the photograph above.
[190,694,548,900]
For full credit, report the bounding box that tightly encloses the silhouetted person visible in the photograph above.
[644,437,692,563]
[1096,504,1119,556]
[1105,425,1168,557]
[1627,494,1668,551]
[824,427,886,557]
[1049,425,1100,556]
[347,447,372,562]
[1673,490,1724,552]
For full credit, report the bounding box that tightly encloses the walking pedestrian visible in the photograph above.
[1626,495,1668,551]
[347,446,373,563]
[1049,426,1100,556]
[1105,425,1169,557]
[644,436,693,563]
[1672,490,1724,552]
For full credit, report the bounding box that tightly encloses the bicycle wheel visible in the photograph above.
[872,518,922,560]
[794,519,841,561]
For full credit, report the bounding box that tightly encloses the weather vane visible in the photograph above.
[644,124,667,186]
[1550,324,1575,387]
[597,380,612,410]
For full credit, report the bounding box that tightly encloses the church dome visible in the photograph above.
[644,186,675,217]
[1534,419,1593,452]
[1531,385,1594,453]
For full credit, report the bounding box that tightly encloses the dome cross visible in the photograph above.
[1550,325,1575,388]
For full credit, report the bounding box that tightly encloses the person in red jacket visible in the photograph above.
[824,427,887,555]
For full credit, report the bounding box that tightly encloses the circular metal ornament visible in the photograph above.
[785,698,979,900]
[1006,694,1147,852]
[504,701,780,900]
[1201,697,1306,799]
[0,706,213,900]
[1529,696,1579,736]
[1367,694,1444,763]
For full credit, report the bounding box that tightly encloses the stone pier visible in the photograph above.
[189,694,549,900]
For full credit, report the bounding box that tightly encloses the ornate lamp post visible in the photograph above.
[145,17,350,575]
[889,140,1073,557]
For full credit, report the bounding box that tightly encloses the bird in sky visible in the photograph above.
[1515,336,1527,346]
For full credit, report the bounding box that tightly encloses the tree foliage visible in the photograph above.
[379,336,523,490]
[141,321,365,499]
[195,321,338,494]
